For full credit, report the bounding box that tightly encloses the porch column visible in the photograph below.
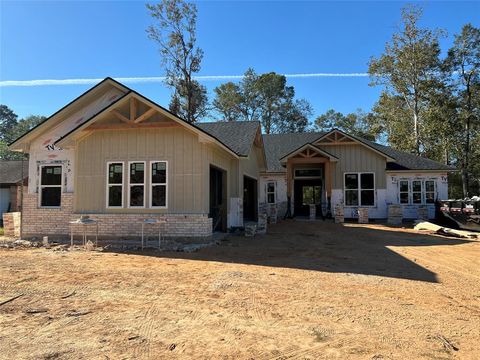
[324,161,332,198]
[325,161,333,217]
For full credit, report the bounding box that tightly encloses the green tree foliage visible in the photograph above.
[443,23,480,196]
[146,0,207,122]
[368,5,444,155]
[315,109,379,141]
[212,69,312,134]
[212,82,243,122]
[0,105,18,144]
[0,106,45,160]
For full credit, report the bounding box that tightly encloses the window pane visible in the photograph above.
[361,190,375,206]
[41,187,61,207]
[152,162,166,184]
[302,186,314,205]
[314,186,321,204]
[345,174,358,190]
[412,181,422,192]
[361,173,374,189]
[400,181,409,192]
[400,192,409,204]
[152,185,166,207]
[412,192,422,204]
[345,190,358,206]
[267,193,275,204]
[130,163,144,184]
[426,192,435,203]
[425,181,435,192]
[108,163,123,184]
[267,182,275,193]
[41,166,62,185]
[108,186,122,207]
[295,169,322,177]
[129,185,144,207]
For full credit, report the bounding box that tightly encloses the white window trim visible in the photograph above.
[127,161,146,208]
[343,172,376,207]
[149,160,168,209]
[398,179,437,205]
[39,164,63,208]
[266,181,276,204]
[106,161,125,209]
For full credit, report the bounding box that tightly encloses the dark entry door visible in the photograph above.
[243,176,258,222]
[294,179,323,217]
[210,166,226,232]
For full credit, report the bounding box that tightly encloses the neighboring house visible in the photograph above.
[0,160,28,223]
[8,77,455,239]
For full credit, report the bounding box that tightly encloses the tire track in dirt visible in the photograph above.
[132,301,160,359]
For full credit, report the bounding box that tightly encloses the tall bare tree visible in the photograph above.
[146,0,207,122]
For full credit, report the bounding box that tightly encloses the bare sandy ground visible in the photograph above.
[0,221,479,359]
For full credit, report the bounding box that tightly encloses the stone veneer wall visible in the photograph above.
[22,193,212,239]
[2,212,21,237]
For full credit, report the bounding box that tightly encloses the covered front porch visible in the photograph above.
[280,143,338,219]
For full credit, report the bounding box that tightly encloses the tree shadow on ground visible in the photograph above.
[106,220,474,283]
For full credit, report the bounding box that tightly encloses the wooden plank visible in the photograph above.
[287,157,328,164]
[86,122,180,131]
[110,110,131,124]
[325,161,332,197]
[317,141,357,146]
[134,108,157,124]
[130,97,136,121]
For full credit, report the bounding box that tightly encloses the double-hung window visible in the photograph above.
[40,165,62,207]
[399,180,410,204]
[128,162,145,208]
[425,180,435,203]
[107,162,124,208]
[398,179,436,204]
[266,182,276,204]
[344,173,375,206]
[150,161,167,208]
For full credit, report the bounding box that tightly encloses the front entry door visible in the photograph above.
[294,179,323,217]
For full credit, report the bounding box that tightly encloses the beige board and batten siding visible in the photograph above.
[239,143,265,179]
[316,144,387,189]
[75,127,237,214]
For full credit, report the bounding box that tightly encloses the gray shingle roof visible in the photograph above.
[197,121,260,157]
[262,132,456,172]
[0,160,28,184]
[364,141,456,171]
[262,132,325,172]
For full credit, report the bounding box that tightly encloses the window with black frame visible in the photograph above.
[107,162,124,208]
[344,172,375,206]
[40,165,62,207]
[129,162,145,207]
[151,161,167,208]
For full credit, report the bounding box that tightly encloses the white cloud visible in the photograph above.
[0,73,369,87]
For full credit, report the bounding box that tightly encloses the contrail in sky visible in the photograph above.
[0,73,369,87]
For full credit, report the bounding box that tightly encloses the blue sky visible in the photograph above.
[1,1,479,123]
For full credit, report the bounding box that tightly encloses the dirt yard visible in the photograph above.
[1,221,479,360]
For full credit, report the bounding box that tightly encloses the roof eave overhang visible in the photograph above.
[8,78,129,152]
[386,169,457,173]
[54,91,240,159]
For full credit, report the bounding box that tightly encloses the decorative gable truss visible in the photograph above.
[313,129,396,162]
[315,130,357,146]
[84,96,179,132]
